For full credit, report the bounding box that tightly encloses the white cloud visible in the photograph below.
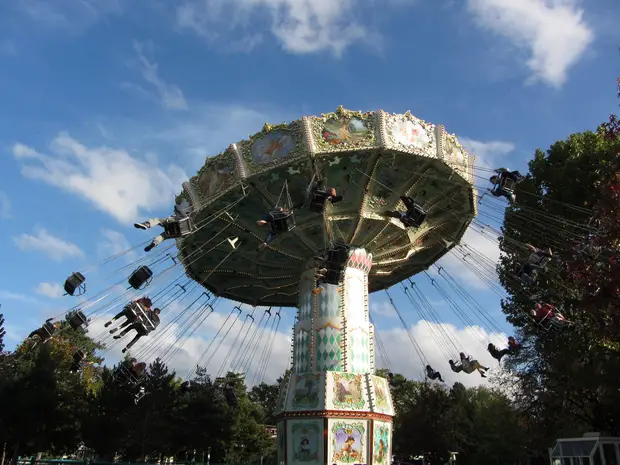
[176,0,369,56]
[13,0,122,32]
[0,191,11,219]
[370,300,397,318]
[379,320,509,388]
[130,41,188,111]
[0,290,39,303]
[13,228,85,262]
[98,229,138,264]
[13,134,187,223]
[459,137,515,169]
[35,282,65,299]
[466,0,593,87]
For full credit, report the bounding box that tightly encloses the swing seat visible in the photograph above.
[42,322,56,338]
[64,272,86,296]
[407,204,427,228]
[326,244,351,265]
[180,380,193,393]
[323,269,344,285]
[224,387,238,406]
[163,217,194,237]
[501,176,516,193]
[309,190,329,213]
[128,266,153,290]
[269,210,295,233]
[72,350,86,364]
[68,310,88,330]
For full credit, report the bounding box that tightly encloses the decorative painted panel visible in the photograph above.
[294,329,311,373]
[298,272,316,322]
[382,111,436,157]
[329,372,367,410]
[348,328,370,374]
[315,325,342,371]
[277,421,286,465]
[193,148,239,201]
[328,419,369,465]
[287,419,324,465]
[310,107,378,155]
[437,126,473,183]
[317,283,340,318]
[369,375,394,416]
[288,373,325,411]
[372,421,392,465]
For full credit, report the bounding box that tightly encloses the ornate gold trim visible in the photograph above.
[279,410,393,422]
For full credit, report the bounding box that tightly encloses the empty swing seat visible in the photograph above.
[64,272,86,296]
[68,310,88,330]
[128,266,153,290]
[269,211,295,233]
[224,387,238,406]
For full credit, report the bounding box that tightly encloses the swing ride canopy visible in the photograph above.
[176,107,478,307]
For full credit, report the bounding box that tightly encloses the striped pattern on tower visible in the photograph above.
[293,273,315,372]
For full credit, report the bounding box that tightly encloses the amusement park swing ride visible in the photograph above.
[20,106,602,465]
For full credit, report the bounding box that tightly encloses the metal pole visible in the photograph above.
[1,442,6,465]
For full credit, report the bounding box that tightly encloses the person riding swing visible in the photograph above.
[384,196,427,228]
[256,180,296,250]
[135,200,195,252]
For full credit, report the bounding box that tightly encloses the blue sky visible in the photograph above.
[0,0,618,385]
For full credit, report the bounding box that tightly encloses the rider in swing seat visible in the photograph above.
[449,359,463,373]
[530,303,572,330]
[489,168,523,203]
[113,308,161,353]
[518,244,553,284]
[488,336,521,362]
[135,201,195,252]
[459,352,489,377]
[28,318,60,344]
[426,365,444,382]
[105,297,152,329]
[384,196,427,228]
[302,179,343,212]
[256,207,294,250]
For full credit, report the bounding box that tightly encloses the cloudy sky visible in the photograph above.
[0,0,618,388]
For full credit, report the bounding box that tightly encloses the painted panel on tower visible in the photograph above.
[277,421,286,465]
[370,375,394,415]
[328,419,368,465]
[287,419,323,465]
[315,324,342,371]
[330,372,366,410]
[288,372,324,411]
[317,282,340,318]
[372,421,391,465]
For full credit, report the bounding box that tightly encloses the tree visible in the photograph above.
[496,94,620,443]
[0,313,6,352]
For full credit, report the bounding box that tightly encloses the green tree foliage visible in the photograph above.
[0,312,6,352]
[496,85,620,444]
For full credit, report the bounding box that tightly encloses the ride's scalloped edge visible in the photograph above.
[230,143,247,179]
[302,116,316,155]
[182,181,202,211]
[377,110,389,147]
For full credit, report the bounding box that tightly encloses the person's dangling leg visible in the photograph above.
[113,324,134,340]
[134,218,165,230]
[400,196,414,210]
[110,318,132,334]
[105,309,127,328]
[122,334,143,353]
[145,234,165,252]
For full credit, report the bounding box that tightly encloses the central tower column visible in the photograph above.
[276,249,395,465]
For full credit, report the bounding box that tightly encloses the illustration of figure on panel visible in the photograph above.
[331,422,365,464]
